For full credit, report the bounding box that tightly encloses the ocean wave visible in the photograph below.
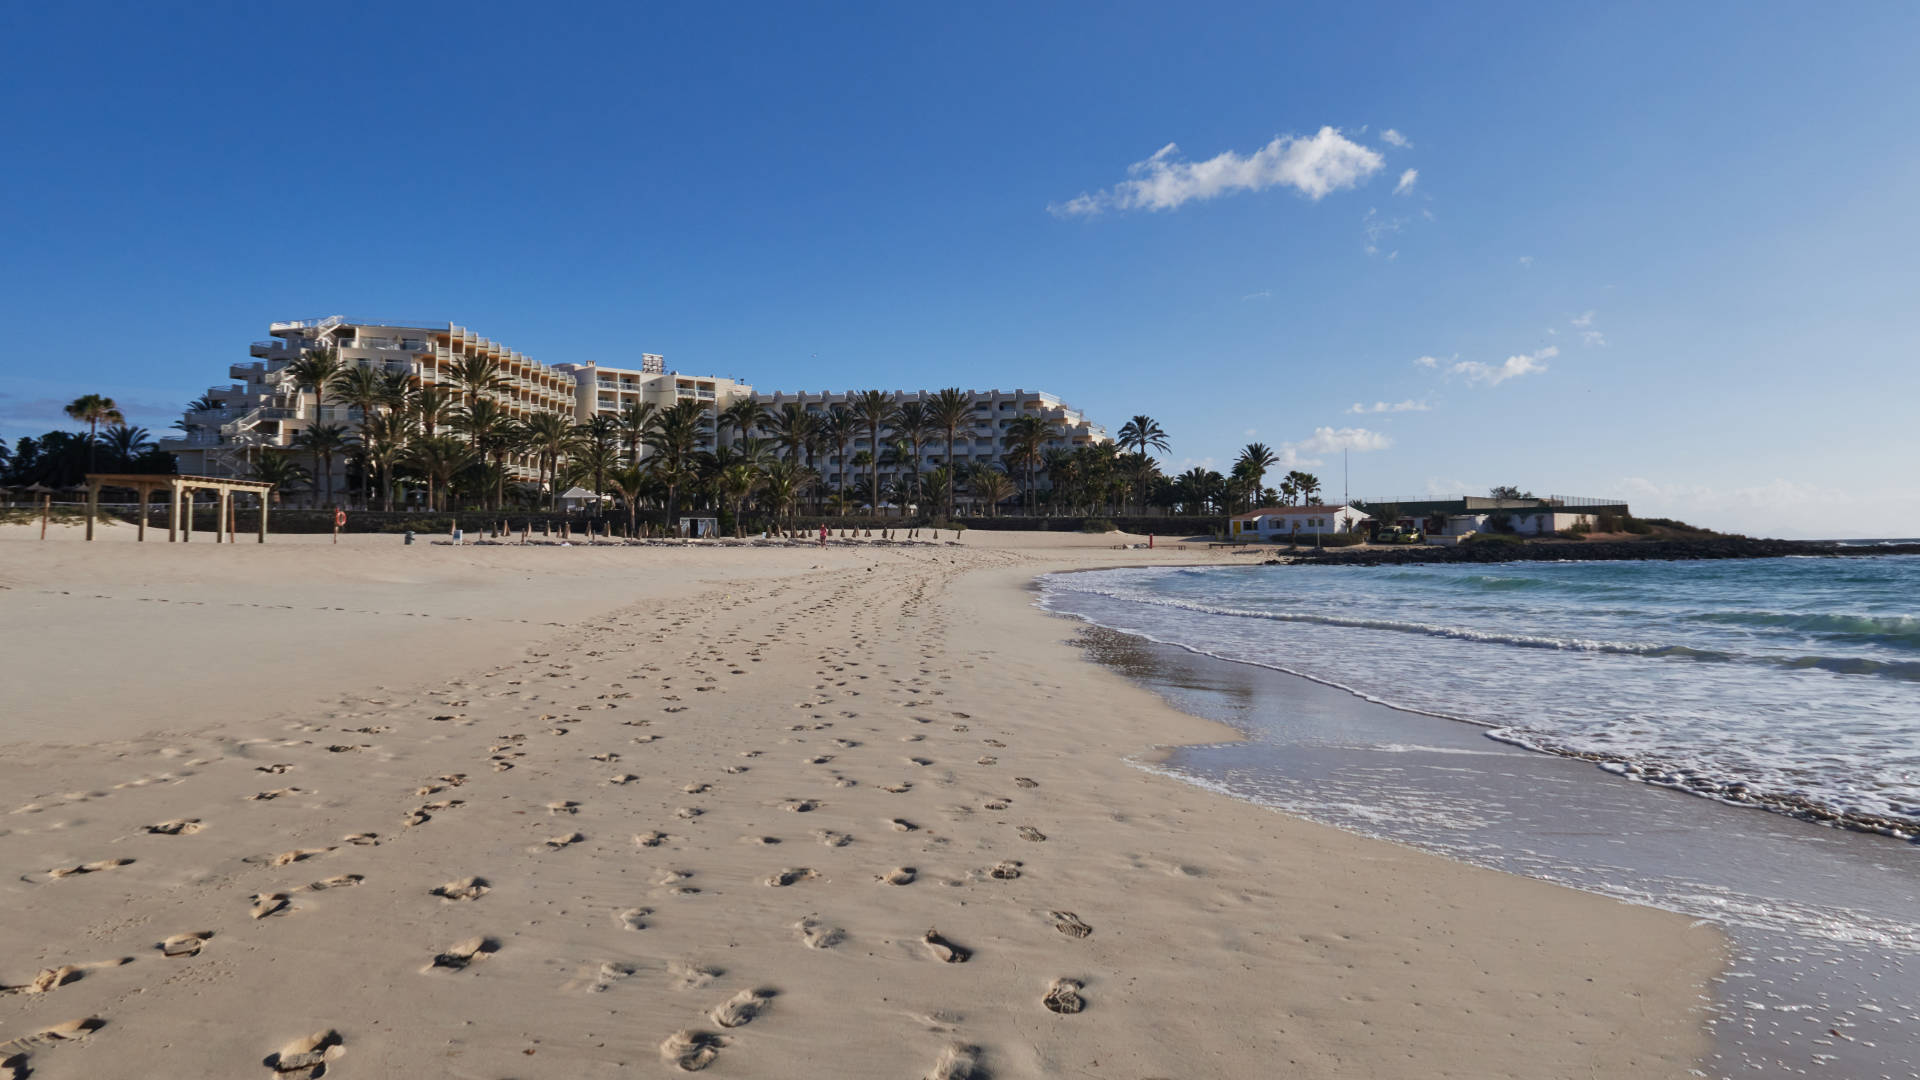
[1686,610,1920,649]
[1045,577,1920,681]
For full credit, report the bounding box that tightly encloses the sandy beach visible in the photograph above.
[0,523,1721,1078]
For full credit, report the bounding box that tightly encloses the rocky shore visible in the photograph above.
[1282,537,1920,566]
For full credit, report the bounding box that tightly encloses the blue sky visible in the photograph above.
[3,3,1916,537]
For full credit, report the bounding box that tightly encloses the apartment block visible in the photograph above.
[553,359,754,455]
[752,388,1109,485]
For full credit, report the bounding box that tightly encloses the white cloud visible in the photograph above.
[1362,207,1407,254]
[1448,346,1557,386]
[1413,355,1442,368]
[1295,426,1394,454]
[1241,289,1272,302]
[1243,428,1258,437]
[1380,129,1411,148]
[1393,168,1418,196]
[1517,255,1533,266]
[1348,399,1430,414]
[1571,310,1605,346]
[1048,127,1385,217]
[1570,310,1594,328]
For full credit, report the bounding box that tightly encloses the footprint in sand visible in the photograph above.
[592,752,620,762]
[675,807,703,820]
[430,877,489,901]
[683,783,712,794]
[1017,826,1047,842]
[983,739,1006,748]
[0,1018,105,1065]
[1043,977,1086,1014]
[881,783,913,794]
[921,929,970,963]
[1013,777,1039,789]
[159,931,213,958]
[270,847,332,867]
[547,801,580,815]
[709,988,775,1028]
[0,966,83,996]
[609,774,639,785]
[343,832,379,846]
[782,799,820,813]
[1049,911,1093,938]
[635,831,668,847]
[890,818,919,832]
[989,860,1023,880]
[795,917,844,949]
[659,1029,726,1071]
[669,959,723,990]
[723,765,748,775]
[814,830,851,847]
[618,907,652,931]
[424,936,498,972]
[976,757,998,766]
[908,757,933,767]
[255,763,293,774]
[984,800,1009,811]
[303,874,363,891]
[923,1042,979,1080]
[263,1028,343,1078]
[879,866,917,885]
[46,858,133,880]
[250,893,293,919]
[765,867,819,887]
[544,832,585,850]
[145,819,204,835]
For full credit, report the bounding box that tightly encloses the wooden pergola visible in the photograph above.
[83,474,278,543]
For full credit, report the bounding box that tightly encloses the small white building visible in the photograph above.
[1438,509,1597,539]
[1230,505,1371,541]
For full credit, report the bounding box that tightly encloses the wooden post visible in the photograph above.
[168,483,179,542]
[40,495,50,540]
[183,487,193,542]
[137,485,148,541]
[227,490,236,543]
[216,488,229,543]
[85,482,98,541]
[258,492,269,544]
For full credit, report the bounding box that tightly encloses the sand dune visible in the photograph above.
[0,526,1718,1077]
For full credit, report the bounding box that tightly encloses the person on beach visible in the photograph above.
[818,523,828,548]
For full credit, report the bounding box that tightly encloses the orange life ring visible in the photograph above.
[334,509,347,528]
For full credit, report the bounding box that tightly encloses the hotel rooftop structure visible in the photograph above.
[160,316,1109,502]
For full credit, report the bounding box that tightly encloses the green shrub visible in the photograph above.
[1463,531,1524,545]
[1080,518,1117,533]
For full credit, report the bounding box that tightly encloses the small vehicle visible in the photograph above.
[1374,525,1423,544]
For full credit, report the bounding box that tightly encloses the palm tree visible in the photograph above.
[287,347,344,421]
[451,355,504,406]
[1235,443,1279,502]
[407,434,475,512]
[820,407,856,510]
[642,399,709,524]
[64,394,123,472]
[850,391,896,515]
[1002,413,1056,515]
[616,401,658,466]
[927,388,973,519]
[576,415,622,499]
[891,400,934,510]
[923,465,955,517]
[968,464,1015,517]
[412,387,454,438]
[766,403,818,467]
[332,364,392,505]
[250,452,310,506]
[1117,415,1170,457]
[759,460,809,533]
[1282,470,1321,506]
[521,412,576,508]
[294,423,351,507]
[454,399,515,509]
[605,464,648,537]
[719,398,768,449]
[101,423,153,469]
[361,409,413,510]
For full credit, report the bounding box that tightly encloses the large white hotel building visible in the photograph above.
[161,317,1108,498]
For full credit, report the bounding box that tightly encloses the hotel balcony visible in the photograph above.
[232,361,267,379]
[250,340,292,359]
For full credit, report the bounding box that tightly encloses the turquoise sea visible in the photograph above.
[1042,555,1920,832]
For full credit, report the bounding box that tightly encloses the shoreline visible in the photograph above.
[1058,618,1920,1077]
[0,529,1722,1077]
